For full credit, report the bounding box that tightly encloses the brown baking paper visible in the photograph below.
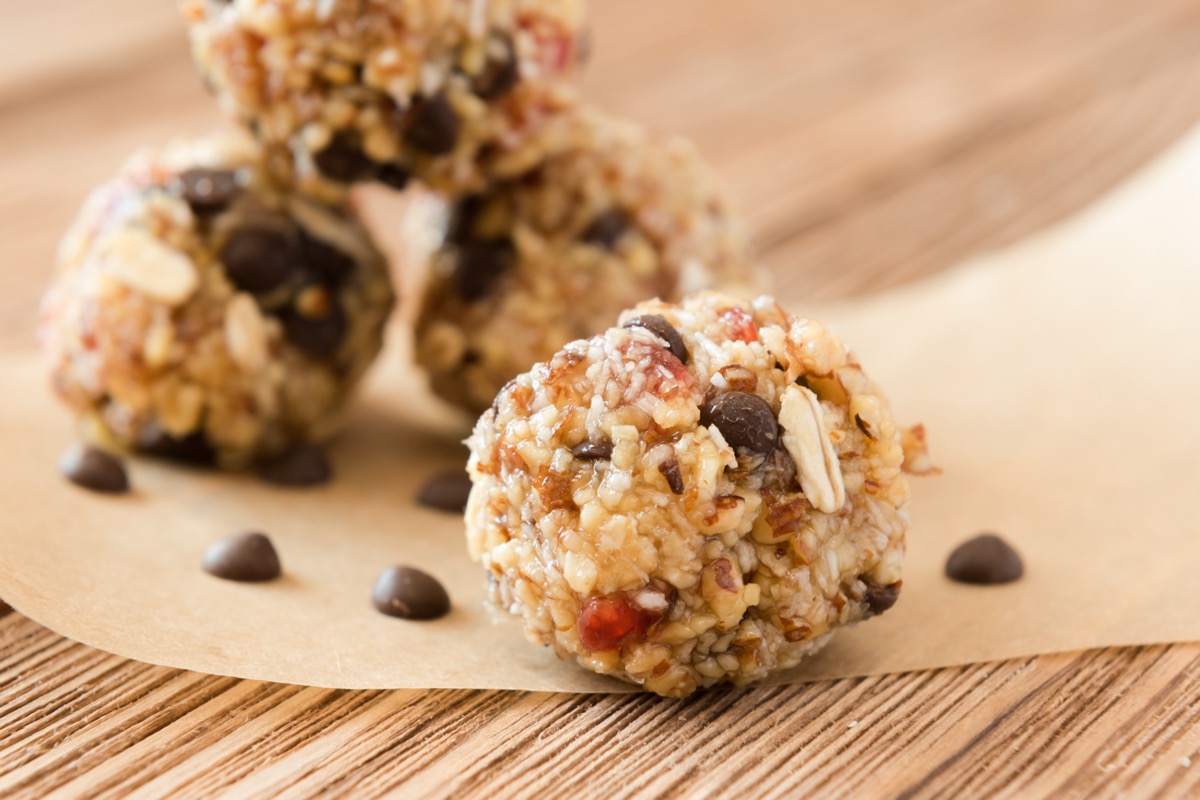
[2,128,1199,693]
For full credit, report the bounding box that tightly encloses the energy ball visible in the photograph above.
[182,0,588,198]
[40,133,395,468]
[414,108,763,414]
[466,292,915,696]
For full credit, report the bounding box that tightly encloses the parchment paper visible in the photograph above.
[1,127,1198,692]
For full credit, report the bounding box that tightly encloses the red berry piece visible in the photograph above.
[721,306,759,343]
[578,594,643,651]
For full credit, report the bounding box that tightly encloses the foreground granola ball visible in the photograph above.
[466,292,913,696]
[182,0,588,198]
[415,108,764,414]
[40,133,395,468]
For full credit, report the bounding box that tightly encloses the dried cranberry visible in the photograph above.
[578,595,642,651]
[721,306,759,343]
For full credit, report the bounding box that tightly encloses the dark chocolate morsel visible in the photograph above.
[403,91,460,155]
[571,440,613,461]
[300,230,357,285]
[221,227,301,294]
[137,426,216,466]
[416,470,473,512]
[700,391,778,458]
[658,459,684,495]
[445,195,486,245]
[59,444,129,494]
[257,443,332,487]
[472,34,520,99]
[864,581,902,615]
[202,532,282,582]
[313,131,376,182]
[945,534,1024,585]
[581,209,630,249]
[624,315,689,364]
[372,566,451,620]
[453,239,515,301]
[374,162,411,190]
[284,295,348,357]
[172,168,240,216]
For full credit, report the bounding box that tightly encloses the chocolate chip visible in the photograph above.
[472,34,519,99]
[372,566,451,620]
[313,131,375,183]
[571,440,613,460]
[59,444,129,494]
[445,195,485,245]
[624,315,689,364]
[582,210,630,249]
[701,391,778,458]
[284,294,347,357]
[137,426,216,466]
[416,470,473,512]
[172,168,240,216]
[202,532,282,582]
[403,91,459,155]
[374,162,410,190]
[864,581,902,615]
[453,239,515,301]
[658,459,684,494]
[300,230,356,285]
[945,534,1024,584]
[258,443,332,487]
[221,227,301,294]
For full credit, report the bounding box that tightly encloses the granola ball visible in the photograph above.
[40,133,395,468]
[414,108,764,414]
[466,292,913,696]
[182,0,588,198]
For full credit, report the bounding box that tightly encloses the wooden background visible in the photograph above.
[3,0,1200,796]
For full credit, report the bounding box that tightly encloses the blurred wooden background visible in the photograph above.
[2,0,1200,797]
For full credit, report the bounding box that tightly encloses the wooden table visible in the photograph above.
[3,1,1200,796]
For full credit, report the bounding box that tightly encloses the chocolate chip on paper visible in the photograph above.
[372,566,451,620]
[416,470,473,512]
[59,444,129,494]
[202,532,282,582]
[945,533,1024,585]
[257,443,332,487]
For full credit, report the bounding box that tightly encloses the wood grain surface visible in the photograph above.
[2,0,1200,797]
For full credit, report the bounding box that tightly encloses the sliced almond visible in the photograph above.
[225,293,269,374]
[102,227,198,306]
[779,384,846,514]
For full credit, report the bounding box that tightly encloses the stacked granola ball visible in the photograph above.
[40,2,920,697]
[44,0,761,466]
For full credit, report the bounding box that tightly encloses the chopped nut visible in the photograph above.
[102,227,198,306]
[901,423,941,475]
[225,293,269,373]
[778,384,846,514]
